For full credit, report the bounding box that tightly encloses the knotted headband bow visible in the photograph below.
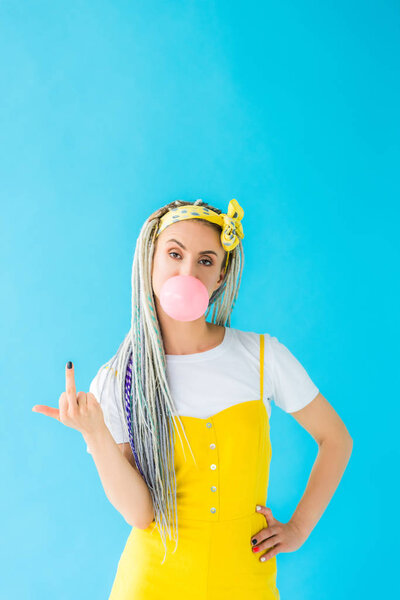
[154,198,245,274]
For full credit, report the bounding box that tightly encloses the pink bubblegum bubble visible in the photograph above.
[159,275,209,322]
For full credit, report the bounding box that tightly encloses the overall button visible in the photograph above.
[206,422,212,428]
[210,464,217,470]
[210,507,216,513]
[211,486,217,492]
[210,443,216,449]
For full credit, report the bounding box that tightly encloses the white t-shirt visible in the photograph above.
[86,327,319,453]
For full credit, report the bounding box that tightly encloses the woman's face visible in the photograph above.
[151,220,227,304]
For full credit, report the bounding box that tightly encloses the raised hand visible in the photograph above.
[32,361,105,437]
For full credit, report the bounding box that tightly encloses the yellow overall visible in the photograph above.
[108,333,280,599]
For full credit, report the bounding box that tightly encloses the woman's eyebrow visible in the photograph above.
[166,238,218,257]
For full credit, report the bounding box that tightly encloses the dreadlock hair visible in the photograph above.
[96,198,244,564]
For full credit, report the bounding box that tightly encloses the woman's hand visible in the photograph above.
[32,361,106,438]
[250,505,308,562]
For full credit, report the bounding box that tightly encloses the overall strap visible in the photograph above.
[259,333,265,400]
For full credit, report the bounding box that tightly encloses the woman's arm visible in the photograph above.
[287,392,353,539]
[84,425,154,529]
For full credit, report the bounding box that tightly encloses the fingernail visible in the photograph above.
[252,546,259,552]
[261,557,266,562]
[256,505,261,511]
[251,538,257,545]
[67,361,73,369]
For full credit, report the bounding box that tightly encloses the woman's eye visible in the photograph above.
[168,252,213,266]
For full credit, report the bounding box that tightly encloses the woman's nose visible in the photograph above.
[178,263,199,278]
[179,269,199,279]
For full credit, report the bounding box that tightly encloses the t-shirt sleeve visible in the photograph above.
[86,364,130,454]
[266,334,319,413]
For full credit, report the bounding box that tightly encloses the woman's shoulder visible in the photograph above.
[226,327,275,363]
[89,359,119,401]
[228,327,291,372]
[228,326,275,346]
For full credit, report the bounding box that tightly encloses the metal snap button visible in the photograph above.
[210,464,216,470]
[211,486,217,492]
[206,422,212,428]
[210,507,216,513]
[210,443,216,449]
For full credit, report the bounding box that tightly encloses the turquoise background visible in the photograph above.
[1,1,398,598]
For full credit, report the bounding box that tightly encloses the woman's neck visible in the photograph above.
[157,315,225,356]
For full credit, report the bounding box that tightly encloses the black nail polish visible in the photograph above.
[67,361,73,369]
[251,538,257,545]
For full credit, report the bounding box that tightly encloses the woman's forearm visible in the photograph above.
[84,425,154,529]
[290,435,353,539]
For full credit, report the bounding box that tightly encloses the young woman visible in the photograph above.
[33,198,353,599]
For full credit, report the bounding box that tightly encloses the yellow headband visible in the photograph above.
[154,199,245,275]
